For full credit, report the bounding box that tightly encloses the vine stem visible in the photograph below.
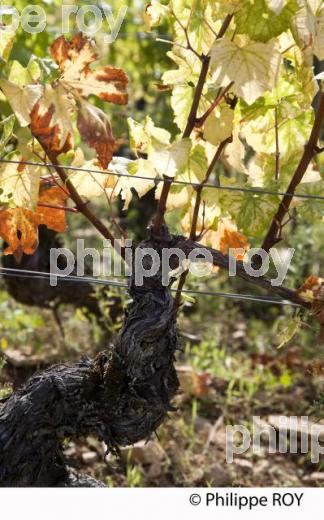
[42,148,126,260]
[174,136,233,308]
[195,81,234,128]
[190,137,232,241]
[262,91,324,253]
[171,8,201,60]
[152,14,234,233]
[152,55,210,233]
[173,239,310,312]
[37,202,79,213]
[274,105,280,182]
[176,238,311,309]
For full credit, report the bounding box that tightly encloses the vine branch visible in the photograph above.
[174,136,233,308]
[274,105,280,183]
[176,237,310,309]
[152,55,210,233]
[152,14,234,233]
[37,202,79,213]
[41,148,126,259]
[190,137,232,242]
[195,81,234,128]
[262,91,324,252]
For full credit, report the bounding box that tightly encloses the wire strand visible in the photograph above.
[0,266,300,307]
[0,158,323,202]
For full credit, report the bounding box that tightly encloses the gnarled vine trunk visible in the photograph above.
[0,229,179,486]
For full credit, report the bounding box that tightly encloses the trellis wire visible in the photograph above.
[0,155,312,308]
[0,266,300,307]
[0,158,323,202]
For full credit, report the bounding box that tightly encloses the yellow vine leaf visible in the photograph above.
[203,104,234,146]
[291,0,324,60]
[210,37,281,104]
[151,138,192,178]
[128,116,171,155]
[0,157,43,210]
[0,80,43,127]
[69,152,113,198]
[0,28,16,62]
[266,0,288,14]
[144,0,169,30]
[222,128,247,174]
[117,159,156,209]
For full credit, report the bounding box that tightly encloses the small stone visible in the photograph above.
[64,446,76,458]
[82,451,99,464]
[234,458,253,472]
[86,436,104,454]
[120,440,165,465]
[195,417,212,443]
[253,459,270,475]
[203,463,231,486]
[303,472,324,484]
[191,467,205,484]
[147,463,162,479]
[211,429,227,448]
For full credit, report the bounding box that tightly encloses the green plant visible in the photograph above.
[0,0,324,489]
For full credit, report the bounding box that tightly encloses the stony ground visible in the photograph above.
[1,294,324,487]
[2,350,324,487]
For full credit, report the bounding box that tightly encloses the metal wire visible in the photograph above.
[0,153,312,308]
[0,266,300,307]
[0,158,323,202]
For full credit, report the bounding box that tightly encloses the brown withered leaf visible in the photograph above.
[201,218,249,260]
[30,87,74,156]
[0,186,69,258]
[177,365,212,398]
[218,219,249,260]
[77,102,115,169]
[0,207,41,260]
[37,185,69,233]
[154,83,173,92]
[307,359,324,377]
[50,32,128,105]
[296,276,324,302]
[30,33,128,159]
[297,276,324,343]
[199,218,249,273]
[51,32,96,73]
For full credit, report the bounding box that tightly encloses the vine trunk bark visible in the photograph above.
[0,228,179,486]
